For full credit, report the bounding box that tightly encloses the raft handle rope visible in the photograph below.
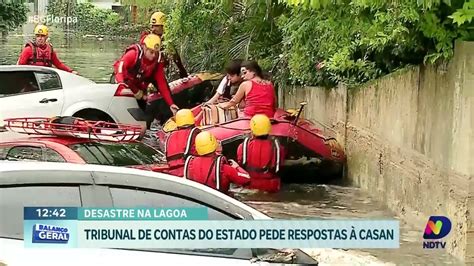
[209,118,282,132]
[292,101,307,126]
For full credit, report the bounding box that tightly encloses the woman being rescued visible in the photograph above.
[218,60,276,118]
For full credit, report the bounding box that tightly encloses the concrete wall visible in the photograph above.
[278,41,473,261]
[279,84,347,146]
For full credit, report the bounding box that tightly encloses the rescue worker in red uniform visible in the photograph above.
[139,11,187,78]
[17,25,77,74]
[218,60,276,118]
[113,34,179,128]
[237,114,285,193]
[184,131,250,194]
[164,109,200,176]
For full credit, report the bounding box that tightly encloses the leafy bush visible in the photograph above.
[0,2,28,34]
[278,0,474,86]
[47,1,140,37]
[50,0,474,88]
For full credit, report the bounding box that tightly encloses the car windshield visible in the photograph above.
[68,142,163,166]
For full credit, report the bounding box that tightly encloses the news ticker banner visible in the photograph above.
[24,207,400,249]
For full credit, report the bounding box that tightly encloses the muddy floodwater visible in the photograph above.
[236,184,461,265]
[0,33,130,82]
[0,31,462,265]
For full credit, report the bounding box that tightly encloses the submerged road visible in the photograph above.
[236,184,460,265]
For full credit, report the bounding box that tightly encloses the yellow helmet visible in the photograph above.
[150,11,166,26]
[163,118,177,133]
[195,131,218,156]
[143,34,162,51]
[250,114,271,136]
[34,25,49,36]
[175,109,195,127]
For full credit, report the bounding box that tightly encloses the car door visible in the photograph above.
[0,70,64,126]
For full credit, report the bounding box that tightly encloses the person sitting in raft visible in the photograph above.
[205,59,243,105]
[217,60,276,118]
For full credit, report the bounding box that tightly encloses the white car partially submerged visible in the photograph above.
[0,65,146,128]
[0,162,317,265]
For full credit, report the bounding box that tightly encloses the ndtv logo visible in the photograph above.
[422,216,451,249]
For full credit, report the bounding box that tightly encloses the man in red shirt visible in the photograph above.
[184,131,250,194]
[113,34,179,128]
[237,114,285,192]
[18,25,77,74]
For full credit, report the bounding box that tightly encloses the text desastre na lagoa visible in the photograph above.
[83,209,188,219]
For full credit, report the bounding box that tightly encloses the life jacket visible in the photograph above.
[122,44,161,82]
[241,137,281,175]
[183,155,225,192]
[25,41,53,67]
[139,31,148,44]
[165,127,200,166]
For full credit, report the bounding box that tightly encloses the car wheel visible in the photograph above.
[73,109,115,123]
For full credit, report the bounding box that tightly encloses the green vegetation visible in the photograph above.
[60,0,474,87]
[123,0,285,79]
[47,1,141,37]
[0,1,28,36]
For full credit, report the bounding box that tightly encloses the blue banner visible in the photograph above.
[76,220,399,249]
[24,207,400,249]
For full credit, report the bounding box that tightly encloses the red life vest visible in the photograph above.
[244,80,276,118]
[165,127,200,167]
[241,137,281,174]
[25,41,53,67]
[184,155,228,192]
[241,137,282,192]
[139,31,148,44]
[119,44,161,82]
